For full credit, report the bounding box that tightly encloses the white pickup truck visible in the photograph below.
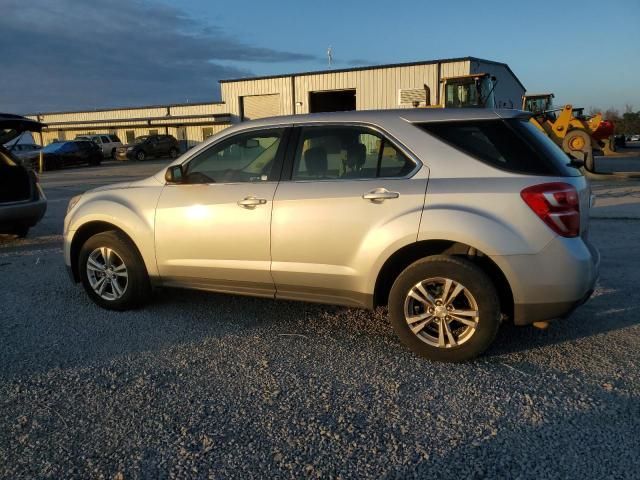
[75,134,123,159]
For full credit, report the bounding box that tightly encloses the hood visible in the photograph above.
[0,113,46,144]
[87,176,163,194]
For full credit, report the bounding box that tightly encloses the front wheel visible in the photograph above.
[169,147,179,159]
[388,255,500,362]
[136,150,146,161]
[79,231,151,310]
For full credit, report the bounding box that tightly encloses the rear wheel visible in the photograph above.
[169,147,179,159]
[78,231,151,310]
[388,255,500,362]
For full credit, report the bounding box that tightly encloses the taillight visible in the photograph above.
[521,182,580,237]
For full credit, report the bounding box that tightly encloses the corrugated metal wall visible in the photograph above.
[221,77,292,123]
[31,103,230,147]
[221,60,471,115]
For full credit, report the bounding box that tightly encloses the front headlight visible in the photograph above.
[67,194,82,214]
[127,147,134,151]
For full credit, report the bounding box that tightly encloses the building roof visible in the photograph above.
[219,56,526,91]
[27,100,224,118]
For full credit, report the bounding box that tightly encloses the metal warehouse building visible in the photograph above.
[29,56,525,147]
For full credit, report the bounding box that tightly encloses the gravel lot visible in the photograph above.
[1,157,640,479]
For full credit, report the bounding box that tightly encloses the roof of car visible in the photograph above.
[229,108,531,130]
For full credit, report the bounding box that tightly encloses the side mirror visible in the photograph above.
[165,165,183,184]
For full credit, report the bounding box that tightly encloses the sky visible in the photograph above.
[1,0,639,114]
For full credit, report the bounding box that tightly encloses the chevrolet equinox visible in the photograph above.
[64,109,600,361]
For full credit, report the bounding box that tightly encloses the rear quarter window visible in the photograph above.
[418,119,580,177]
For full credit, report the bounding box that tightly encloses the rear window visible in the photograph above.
[419,119,580,177]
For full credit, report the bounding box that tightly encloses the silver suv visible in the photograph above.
[63,109,599,361]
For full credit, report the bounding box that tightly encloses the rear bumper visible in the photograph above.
[0,197,47,228]
[493,235,600,326]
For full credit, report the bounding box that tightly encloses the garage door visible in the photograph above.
[241,94,281,121]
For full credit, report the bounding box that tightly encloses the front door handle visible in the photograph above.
[237,196,267,208]
[362,188,400,201]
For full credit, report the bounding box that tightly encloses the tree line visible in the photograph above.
[588,105,640,135]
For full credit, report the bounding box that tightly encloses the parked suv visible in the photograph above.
[1,114,47,237]
[64,110,599,361]
[76,134,122,159]
[115,134,179,161]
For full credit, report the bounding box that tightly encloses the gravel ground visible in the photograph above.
[1,160,639,479]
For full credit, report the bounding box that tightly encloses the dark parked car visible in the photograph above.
[614,134,626,148]
[4,143,42,168]
[0,113,47,237]
[115,134,179,161]
[40,140,102,170]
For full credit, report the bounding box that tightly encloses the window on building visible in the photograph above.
[125,130,135,144]
[291,126,415,180]
[202,127,214,140]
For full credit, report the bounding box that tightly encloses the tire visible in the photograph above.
[78,231,151,310]
[111,148,116,159]
[14,225,29,238]
[388,255,500,362]
[562,130,593,170]
[169,147,179,159]
[136,150,146,161]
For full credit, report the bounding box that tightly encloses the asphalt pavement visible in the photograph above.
[1,156,639,479]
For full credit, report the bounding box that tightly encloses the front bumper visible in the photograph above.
[493,235,600,325]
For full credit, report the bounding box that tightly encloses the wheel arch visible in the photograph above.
[69,221,146,283]
[373,239,514,321]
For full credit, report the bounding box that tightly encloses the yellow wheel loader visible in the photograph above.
[421,73,497,109]
[521,93,615,170]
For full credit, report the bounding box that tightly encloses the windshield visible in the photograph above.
[524,97,552,113]
[445,82,478,108]
[42,142,71,153]
[133,136,149,144]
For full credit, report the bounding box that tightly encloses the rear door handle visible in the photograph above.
[237,196,267,208]
[362,188,400,201]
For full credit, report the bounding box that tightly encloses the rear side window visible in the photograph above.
[419,119,580,176]
[292,125,415,181]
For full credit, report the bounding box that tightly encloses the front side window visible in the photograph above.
[184,129,283,184]
[101,136,110,143]
[292,126,414,181]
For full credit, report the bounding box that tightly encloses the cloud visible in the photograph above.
[0,0,318,113]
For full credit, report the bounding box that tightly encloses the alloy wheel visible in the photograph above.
[403,277,479,348]
[86,247,128,300]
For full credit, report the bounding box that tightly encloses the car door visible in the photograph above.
[270,124,429,307]
[100,135,111,156]
[155,127,290,297]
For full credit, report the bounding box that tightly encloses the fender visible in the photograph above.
[66,186,163,277]
[417,206,554,256]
